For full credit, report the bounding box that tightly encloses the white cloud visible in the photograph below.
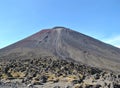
[103,35,120,48]
[105,36,120,43]
[116,45,120,48]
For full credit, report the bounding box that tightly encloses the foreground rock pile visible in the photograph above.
[0,56,120,88]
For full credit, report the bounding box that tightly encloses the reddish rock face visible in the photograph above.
[0,27,120,72]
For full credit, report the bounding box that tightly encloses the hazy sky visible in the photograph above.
[0,0,120,48]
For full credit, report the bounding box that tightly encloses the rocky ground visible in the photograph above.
[0,56,120,88]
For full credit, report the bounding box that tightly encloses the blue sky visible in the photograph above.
[0,0,120,48]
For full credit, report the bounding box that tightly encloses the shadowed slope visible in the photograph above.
[0,27,120,72]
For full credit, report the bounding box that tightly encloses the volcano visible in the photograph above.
[0,27,120,72]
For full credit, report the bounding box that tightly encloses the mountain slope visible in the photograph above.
[0,27,120,72]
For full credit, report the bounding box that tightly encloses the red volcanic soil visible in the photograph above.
[30,29,51,39]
